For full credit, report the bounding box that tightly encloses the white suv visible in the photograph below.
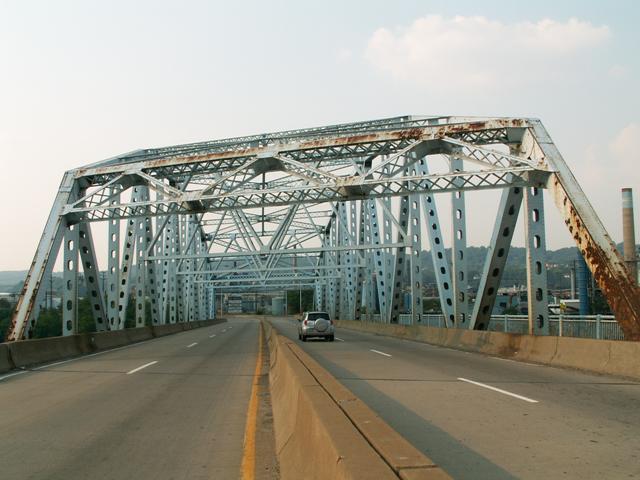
[298,311,335,342]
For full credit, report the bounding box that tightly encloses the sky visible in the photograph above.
[0,0,638,270]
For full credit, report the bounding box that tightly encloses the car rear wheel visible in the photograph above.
[301,335,307,342]
[329,335,334,342]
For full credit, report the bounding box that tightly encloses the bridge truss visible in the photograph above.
[7,116,640,341]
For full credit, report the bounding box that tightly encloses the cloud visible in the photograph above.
[365,15,610,90]
[610,123,640,160]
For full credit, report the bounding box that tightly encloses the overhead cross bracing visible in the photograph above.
[7,116,640,341]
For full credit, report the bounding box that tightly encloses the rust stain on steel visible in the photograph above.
[551,175,640,340]
[397,128,425,140]
[74,119,527,180]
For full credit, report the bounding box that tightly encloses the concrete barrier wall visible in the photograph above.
[8,335,91,368]
[0,343,14,373]
[266,322,451,480]
[1,319,224,371]
[336,320,640,380]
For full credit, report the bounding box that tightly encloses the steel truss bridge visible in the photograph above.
[7,116,640,341]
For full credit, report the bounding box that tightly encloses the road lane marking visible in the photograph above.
[241,322,263,480]
[209,334,217,338]
[370,349,392,357]
[27,337,160,372]
[0,371,27,382]
[335,337,345,342]
[186,342,198,348]
[126,361,158,375]
[458,377,539,403]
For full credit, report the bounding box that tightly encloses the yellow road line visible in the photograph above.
[240,322,263,480]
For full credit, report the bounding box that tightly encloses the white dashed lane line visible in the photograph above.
[370,349,392,358]
[126,361,158,375]
[334,337,345,342]
[458,377,539,404]
[209,334,216,338]
[186,342,198,349]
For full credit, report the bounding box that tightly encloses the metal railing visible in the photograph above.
[363,313,624,340]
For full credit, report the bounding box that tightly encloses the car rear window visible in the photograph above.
[307,312,330,321]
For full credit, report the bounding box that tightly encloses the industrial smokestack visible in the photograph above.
[622,188,637,284]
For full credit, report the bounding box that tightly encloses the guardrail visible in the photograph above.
[369,314,624,340]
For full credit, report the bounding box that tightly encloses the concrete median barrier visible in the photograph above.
[266,321,452,480]
[336,320,640,380]
[0,344,14,373]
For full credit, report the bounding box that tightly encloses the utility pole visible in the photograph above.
[49,271,53,310]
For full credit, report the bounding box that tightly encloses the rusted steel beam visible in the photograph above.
[526,120,640,340]
[72,119,527,179]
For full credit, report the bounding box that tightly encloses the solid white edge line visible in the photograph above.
[186,342,198,348]
[370,349,392,357]
[335,337,345,342]
[458,377,539,403]
[0,370,27,382]
[126,361,158,375]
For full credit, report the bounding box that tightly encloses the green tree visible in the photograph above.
[286,289,314,314]
[0,298,12,340]
[33,307,63,338]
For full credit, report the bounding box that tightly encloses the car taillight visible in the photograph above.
[330,320,333,325]
[303,320,308,326]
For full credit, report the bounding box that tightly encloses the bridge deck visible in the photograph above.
[271,318,640,479]
[0,319,277,480]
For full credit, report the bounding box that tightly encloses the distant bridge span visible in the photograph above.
[7,116,640,340]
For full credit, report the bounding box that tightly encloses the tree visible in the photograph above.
[0,298,12,340]
[286,289,314,314]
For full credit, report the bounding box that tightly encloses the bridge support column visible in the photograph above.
[409,192,423,324]
[368,199,388,322]
[451,156,469,328]
[78,221,109,331]
[417,159,454,328]
[524,186,550,335]
[106,189,120,330]
[470,185,524,330]
[389,196,409,324]
[135,187,151,328]
[62,223,79,336]
[117,187,141,329]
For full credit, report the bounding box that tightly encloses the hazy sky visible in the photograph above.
[0,0,638,270]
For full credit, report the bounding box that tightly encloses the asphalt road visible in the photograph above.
[0,319,267,480]
[271,318,640,480]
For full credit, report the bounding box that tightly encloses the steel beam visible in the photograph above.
[524,186,550,335]
[526,120,640,339]
[62,224,79,336]
[450,156,469,327]
[470,185,524,330]
[7,173,75,340]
